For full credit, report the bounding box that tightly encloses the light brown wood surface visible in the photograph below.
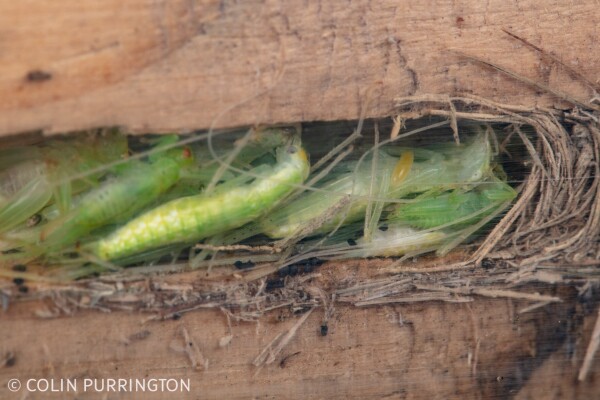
[2,294,598,399]
[1,1,599,398]
[1,260,598,399]
[0,0,598,136]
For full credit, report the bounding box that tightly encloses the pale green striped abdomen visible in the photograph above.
[95,144,309,260]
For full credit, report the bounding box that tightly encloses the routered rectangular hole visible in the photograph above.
[0,117,532,281]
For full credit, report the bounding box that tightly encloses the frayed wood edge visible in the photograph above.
[578,306,600,381]
[252,307,314,372]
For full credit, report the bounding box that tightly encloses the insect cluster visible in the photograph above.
[0,123,516,280]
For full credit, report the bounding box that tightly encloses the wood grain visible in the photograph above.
[0,0,598,136]
[2,296,596,399]
[1,2,599,397]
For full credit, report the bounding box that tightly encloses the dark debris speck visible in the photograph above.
[12,278,24,286]
[12,264,26,272]
[320,324,329,336]
[5,353,16,367]
[481,258,495,270]
[266,278,285,291]
[278,257,325,277]
[234,260,255,270]
[26,69,53,82]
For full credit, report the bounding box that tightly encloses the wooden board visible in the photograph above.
[1,293,599,399]
[0,0,598,136]
[1,260,599,399]
[1,1,599,398]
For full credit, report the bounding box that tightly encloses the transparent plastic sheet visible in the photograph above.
[0,118,522,280]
